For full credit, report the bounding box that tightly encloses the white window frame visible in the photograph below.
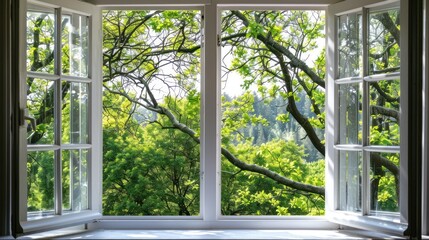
[325,0,409,235]
[95,0,339,230]
[17,0,102,234]
[17,0,429,236]
[94,0,338,229]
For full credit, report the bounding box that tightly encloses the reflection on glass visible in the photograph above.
[27,10,56,73]
[27,78,56,144]
[369,152,399,214]
[338,13,362,78]
[62,82,89,144]
[369,9,400,75]
[27,151,55,219]
[62,14,89,77]
[338,151,362,212]
[62,149,89,212]
[338,83,362,144]
[369,80,400,146]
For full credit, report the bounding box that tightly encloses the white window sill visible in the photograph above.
[20,228,408,239]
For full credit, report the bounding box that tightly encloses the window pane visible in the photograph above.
[102,10,201,216]
[368,8,400,75]
[62,13,89,77]
[369,152,399,214]
[62,149,89,213]
[338,83,362,144]
[27,78,56,145]
[369,79,400,146]
[62,82,89,144]
[27,10,56,73]
[338,150,362,212]
[220,10,325,216]
[27,151,55,219]
[338,13,361,78]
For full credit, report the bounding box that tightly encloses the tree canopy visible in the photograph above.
[25,8,401,216]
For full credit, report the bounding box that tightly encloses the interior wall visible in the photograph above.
[0,0,12,236]
[407,0,423,237]
[424,0,429,235]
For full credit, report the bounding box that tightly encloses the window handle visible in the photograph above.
[21,108,37,131]
[25,115,37,132]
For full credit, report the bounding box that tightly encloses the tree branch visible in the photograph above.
[370,105,400,124]
[231,11,325,89]
[373,12,400,47]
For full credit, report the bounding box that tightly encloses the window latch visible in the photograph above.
[20,108,37,131]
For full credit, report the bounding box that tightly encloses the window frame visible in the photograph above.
[17,0,102,234]
[96,1,337,229]
[325,0,408,235]
[424,0,429,235]
[16,0,429,236]
[101,5,205,220]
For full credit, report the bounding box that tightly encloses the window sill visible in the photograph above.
[327,212,407,235]
[21,228,407,239]
[20,210,101,234]
[94,216,338,230]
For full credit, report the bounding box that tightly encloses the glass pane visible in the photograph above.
[62,149,89,212]
[338,150,362,212]
[369,152,399,214]
[27,151,55,219]
[369,79,400,146]
[27,78,56,144]
[338,83,362,144]
[368,8,400,75]
[27,10,56,73]
[338,13,362,78]
[102,10,201,216]
[62,82,89,144]
[220,10,325,216]
[62,13,89,77]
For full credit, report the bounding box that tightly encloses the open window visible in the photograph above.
[218,7,326,217]
[101,8,203,217]
[14,0,426,237]
[16,0,102,234]
[326,0,408,235]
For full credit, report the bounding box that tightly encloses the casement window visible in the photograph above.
[325,0,408,234]
[18,0,102,233]
[15,0,427,237]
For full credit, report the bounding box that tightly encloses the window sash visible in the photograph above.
[18,0,102,234]
[25,3,92,218]
[326,0,408,235]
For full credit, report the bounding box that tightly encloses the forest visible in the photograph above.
[25,7,400,217]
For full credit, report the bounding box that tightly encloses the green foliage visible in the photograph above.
[221,140,325,215]
[99,9,399,217]
[27,151,55,212]
[25,7,401,218]
[102,91,200,215]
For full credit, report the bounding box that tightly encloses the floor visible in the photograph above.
[20,229,403,239]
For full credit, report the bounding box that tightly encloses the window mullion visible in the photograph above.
[54,7,63,216]
[361,7,370,217]
[202,3,220,221]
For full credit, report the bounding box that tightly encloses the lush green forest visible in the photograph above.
[25,8,401,217]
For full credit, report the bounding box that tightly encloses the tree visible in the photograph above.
[25,8,401,216]
[103,90,200,215]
